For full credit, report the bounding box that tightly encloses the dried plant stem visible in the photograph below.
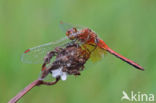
[9,43,89,103]
[8,78,60,103]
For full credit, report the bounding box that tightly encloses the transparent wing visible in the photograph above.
[21,37,70,64]
[82,44,107,62]
[59,21,85,33]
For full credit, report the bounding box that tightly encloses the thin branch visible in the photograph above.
[9,43,88,103]
[8,78,60,103]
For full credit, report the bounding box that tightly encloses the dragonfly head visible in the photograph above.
[66,28,78,40]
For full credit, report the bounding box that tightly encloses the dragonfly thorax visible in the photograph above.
[77,28,98,44]
[66,27,97,45]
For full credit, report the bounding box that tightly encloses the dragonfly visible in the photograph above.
[21,22,144,71]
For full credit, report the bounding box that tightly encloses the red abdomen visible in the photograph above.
[98,40,144,71]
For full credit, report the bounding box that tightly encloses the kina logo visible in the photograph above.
[121,91,155,102]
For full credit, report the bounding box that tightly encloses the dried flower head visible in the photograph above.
[41,43,91,80]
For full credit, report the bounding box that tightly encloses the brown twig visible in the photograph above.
[9,43,90,103]
[8,78,60,103]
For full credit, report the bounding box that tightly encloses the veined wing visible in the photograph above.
[81,44,107,62]
[90,46,107,62]
[21,37,70,64]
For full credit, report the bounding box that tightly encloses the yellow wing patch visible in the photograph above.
[81,44,107,62]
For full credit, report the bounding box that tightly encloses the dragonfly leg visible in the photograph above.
[88,36,99,52]
[89,44,97,52]
[65,40,80,49]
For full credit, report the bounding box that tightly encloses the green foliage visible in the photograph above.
[0,0,156,103]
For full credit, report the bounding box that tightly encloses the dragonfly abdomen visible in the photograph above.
[106,47,144,71]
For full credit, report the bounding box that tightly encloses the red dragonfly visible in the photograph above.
[21,22,144,71]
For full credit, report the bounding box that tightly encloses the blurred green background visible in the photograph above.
[0,0,156,103]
